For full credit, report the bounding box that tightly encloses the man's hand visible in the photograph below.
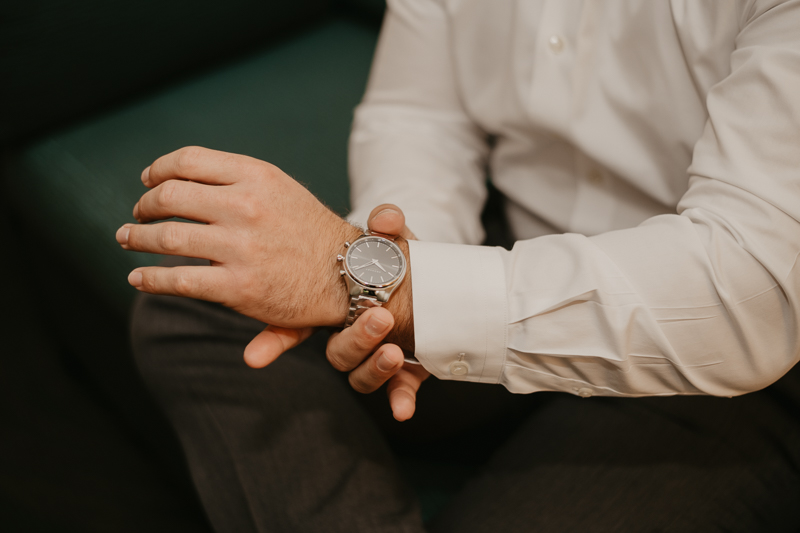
[117,148,428,420]
[116,146,363,328]
[329,205,429,421]
[246,204,431,421]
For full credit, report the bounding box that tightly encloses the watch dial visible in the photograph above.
[346,237,404,287]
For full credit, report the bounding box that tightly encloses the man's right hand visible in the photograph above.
[325,305,430,422]
[325,204,430,421]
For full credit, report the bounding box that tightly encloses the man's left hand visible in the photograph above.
[116,146,362,328]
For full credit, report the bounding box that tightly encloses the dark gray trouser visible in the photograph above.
[131,259,800,533]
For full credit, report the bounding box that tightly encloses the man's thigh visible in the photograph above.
[431,368,800,533]
[130,257,423,533]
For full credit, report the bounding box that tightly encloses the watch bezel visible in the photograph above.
[343,235,406,290]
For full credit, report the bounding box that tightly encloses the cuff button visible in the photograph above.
[577,387,593,398]
[449,362,469,376]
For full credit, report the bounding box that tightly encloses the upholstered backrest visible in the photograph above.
[0,0,332,145]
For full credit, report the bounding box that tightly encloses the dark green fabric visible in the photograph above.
[7,19,378,315]
[0,212,213,532]
[0,0,330,144]
[341,0,386,19]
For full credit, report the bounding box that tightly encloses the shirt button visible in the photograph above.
[450,362,469,376]
[577,387,593,398]
[548,35,564,54]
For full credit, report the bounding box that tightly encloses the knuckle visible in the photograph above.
[352,330,375,352]
[390,382,415,401]
[256,161,279,180]
[366,364,387,391]
[141,271,156,292]
[175,146,203,173]
[236,273,258,299]
[348,372,370,394]
[173,270,194,296]
[237,196,262,221]
[156,181,179,209]
[157,224,182,252]
[325,347,349,372]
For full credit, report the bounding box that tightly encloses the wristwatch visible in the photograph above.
[338,232,407,327]
[337,231,419,364]
[338,232,420,365]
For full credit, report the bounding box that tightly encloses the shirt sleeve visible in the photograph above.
[411,1,800,397]
[346,0,490,245]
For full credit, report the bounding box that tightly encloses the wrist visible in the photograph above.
[331,229,415,352]
[326,223,364,326]
[382,237,414,353]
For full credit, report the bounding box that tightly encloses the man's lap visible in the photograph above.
[130,257,800,532]
[432,383,800,532]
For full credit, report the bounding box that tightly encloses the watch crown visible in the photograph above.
[339,270,346,276]
[337,254,344,262]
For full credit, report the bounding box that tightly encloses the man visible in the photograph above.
[121,0,800,531]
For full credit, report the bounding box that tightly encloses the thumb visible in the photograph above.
[367,204,416,241]
[244,325,316,368]
[386,364,430,421]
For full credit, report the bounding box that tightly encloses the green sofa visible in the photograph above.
[0,0,476,529]
[3,0,384,316]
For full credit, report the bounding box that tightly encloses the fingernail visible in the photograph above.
[141,166,151,185]
[377,351,396,372]
[374,208,398,220]
[133,203,139,220]
[116,224,131,244]
[365,314,390,336]
[128,270,143,287]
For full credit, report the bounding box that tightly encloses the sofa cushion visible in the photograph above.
[7,18,378,314]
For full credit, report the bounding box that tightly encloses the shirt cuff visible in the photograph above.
[408,240,508,383]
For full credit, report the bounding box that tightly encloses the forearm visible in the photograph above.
[410,202,799,397]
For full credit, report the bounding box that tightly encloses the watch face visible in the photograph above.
[345,236,405,288]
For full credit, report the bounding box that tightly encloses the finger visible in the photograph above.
[387,365,430,421]
[134,179,226,223]
[325,307,394,372]
[367,204,417,240]
[119,221,229,261]
[128,264,234,301]
[143,146,263,188]
[244,325,316,368]
[347,343,404,394]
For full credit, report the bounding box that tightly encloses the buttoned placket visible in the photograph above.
[525,0,617,237]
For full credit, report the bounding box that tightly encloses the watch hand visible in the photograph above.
[353,259,378,271]
[372,261,388,273]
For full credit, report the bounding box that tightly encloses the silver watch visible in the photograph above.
[337,232,419,365]
[338,232,407,327]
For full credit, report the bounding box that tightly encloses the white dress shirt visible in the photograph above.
[347,0,800,397]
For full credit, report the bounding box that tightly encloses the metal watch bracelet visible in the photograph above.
[344,294,380,327]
